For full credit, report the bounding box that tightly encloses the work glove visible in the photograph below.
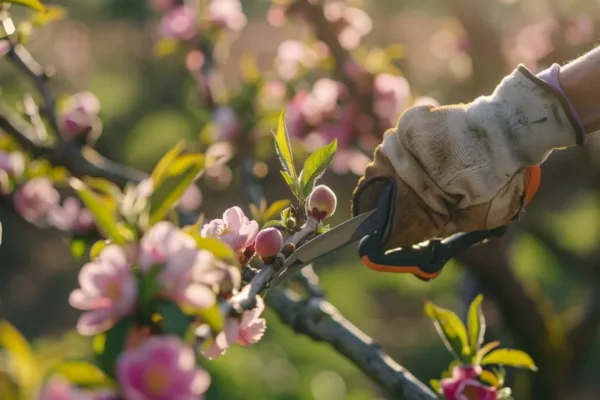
[352,65,586,250]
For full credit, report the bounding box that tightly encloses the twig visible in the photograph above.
[293,264,325,297]
[8,44,62,141]
[265,288,438,400]
[224,216,318,313]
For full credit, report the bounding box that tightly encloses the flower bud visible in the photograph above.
[307,184,337,221]
[281,242,295,257]
[255,227,283,259]
[451,364,482,380]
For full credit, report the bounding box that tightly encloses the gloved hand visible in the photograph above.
[352,65,585,251]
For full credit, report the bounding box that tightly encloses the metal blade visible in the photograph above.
[271,209,380,288]
[290,208,378,264]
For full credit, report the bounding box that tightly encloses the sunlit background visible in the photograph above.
[1,0,600,399]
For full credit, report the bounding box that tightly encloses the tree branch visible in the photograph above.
[265,287,438,400]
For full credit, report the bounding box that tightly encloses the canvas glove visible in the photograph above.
[352,65,585,250]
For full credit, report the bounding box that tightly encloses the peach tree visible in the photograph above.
[0,0,539,399]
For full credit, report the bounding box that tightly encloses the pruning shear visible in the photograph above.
[270,181,507,287]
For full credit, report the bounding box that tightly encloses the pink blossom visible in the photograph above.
[304,78,342,122]
[60,92,101,140]
[324,2,372,50]
[441,379,497,400]
[236,294,267,346]
[373,73,411,122]
[148,0,174,12]
[138,222,208,307]
[200,295,265,359]
[68,245,137,336]
[440,365,497,400]
[14,177,60,224]
[191,250,240,298]
[47,197,95,234]
[117,336,211,400]
[134,178,200,213]
[38,375,94,400]
[159,5,198,41]
[201,206,258,253]
[0,40,9,58]
[207,0,247,32]
[0,150,24,177]
[212,106,240,141]
[178,184,202,212]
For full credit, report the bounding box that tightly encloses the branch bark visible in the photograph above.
[265,287,438,400]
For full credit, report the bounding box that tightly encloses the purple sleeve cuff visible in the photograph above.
[536,63,587,142]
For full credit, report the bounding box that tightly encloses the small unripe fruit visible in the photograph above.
[307,184,337,221]
[255,227,284,259]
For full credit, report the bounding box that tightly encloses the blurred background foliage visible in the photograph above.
[1,0,600,399]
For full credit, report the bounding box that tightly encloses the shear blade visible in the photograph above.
[271,208,380,286]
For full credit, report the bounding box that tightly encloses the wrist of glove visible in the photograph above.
[352,65,584,250]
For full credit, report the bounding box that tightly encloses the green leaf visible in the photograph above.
[467,294,485,353]
[263,220,285,229]
[479,370,500,388]
[49,361,112,388]
[136,265,163,319]
[0,320,39,394]
[153,299,192,339]
[300,139,337,197]
[475,341,501,365]
[31,5,66,26]
[280,171,297,196]
[481,349,538,371]
[89,240,109,260]
[0,371,18,400]
[83,177,122,201]
[265,199,291,221]
[70,238,87,260]
[151,140,186,186]
[425,301,470,361]
[195,303,223,334]
[69,178,127,245]
[273,109,296,179]
[240,53,260,83]
[148,154,205,225]
[189,234,236,261]
[94,318,134,379]
[430,379,442,394]
[3,0,45,11]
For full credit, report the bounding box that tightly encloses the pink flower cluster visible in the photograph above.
[155,0,246,42]
[441,365,497,400]
[59,91,102,141]
[13,177,95,234]
[323,1,373,50]
[64,204,274,398]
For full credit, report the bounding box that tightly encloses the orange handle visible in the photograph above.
[360,255,442,280]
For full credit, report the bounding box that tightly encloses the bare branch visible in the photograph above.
[265,288,438,400]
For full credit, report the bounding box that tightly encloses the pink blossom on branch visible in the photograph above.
[68,245,137,336]
[38,375,94,400]
[59,91,102,141]
[440,365,497,400]
[47,197,96,234]
[200,206,258,253]
[207,0,247,32]
[117,336,211,400]
[200,294,266,359]
[159,5,198,41]
[13,177,60,224]
[0,150,25,177]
